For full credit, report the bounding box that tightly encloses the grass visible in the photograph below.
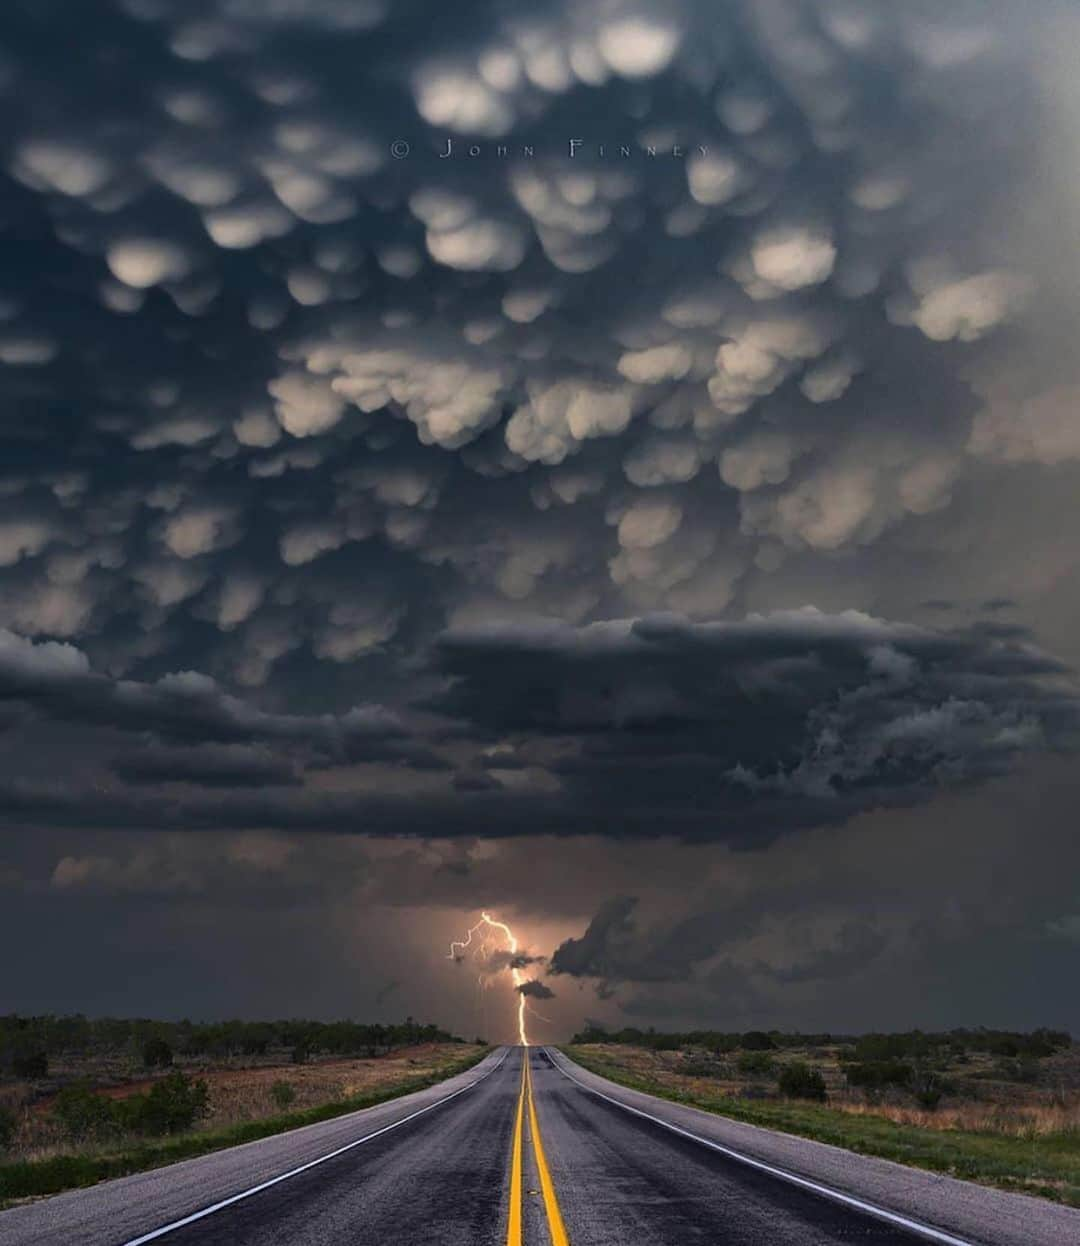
[0,1047,487,1207]
[563,1046,1080,1208]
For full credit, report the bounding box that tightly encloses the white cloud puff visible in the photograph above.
[800,353,860,403]
[279,520,346,566]
[0,519,55,567]
[596,17,682,79]
[708,314,833,418]
[413,65,515,137]
[506,379,636,465]
[720,433,799,492]
[623,437,702,486]
[687,150,745,206]
[616,497,684,549]
[898,269,1030,343]
[162,508,237,559]
[269,373,346,438]
[107,239,194,289]
[750,226,837,291]
[320,346,508,449]
[411,188,527,272]
[617,344,694,385]
[14,140,112,197]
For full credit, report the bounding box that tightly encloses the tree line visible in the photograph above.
[570,1024,1072,1058]
[1,1013,462,1074]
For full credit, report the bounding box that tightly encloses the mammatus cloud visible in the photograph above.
[0,0,1072,696]
[1,0,1080,1029]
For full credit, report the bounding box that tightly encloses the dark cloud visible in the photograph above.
[550,896,639,980]
[110,743,302,788]
[0,627,404,754]
[516,979,556,1000]
[489,950,545,971]
[760,921,889,985]
[0,0,1077,1032]
[430,610,1080,836]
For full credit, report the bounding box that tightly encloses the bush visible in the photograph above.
[0,1104,17,1151]
[142,1038,174,1069]
[269,1081,296,1111]
[909,1067,945,1111]
[11,1050,48,1079]
[741,1031,777,1051]
[778,1061,827,1102]
[291,1044,309,1065]
[993,1058,1040,1084]
[737,1051,776,1077]
[52,1083,116,1141]
[845,1061,911,1092]
[126,1073,210,1136]
[681,1057,731,1078]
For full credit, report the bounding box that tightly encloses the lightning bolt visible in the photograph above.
[449,910,529,1046]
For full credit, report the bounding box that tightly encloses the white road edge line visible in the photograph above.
[121,1049,509,1246]
[546,1049,978,1246]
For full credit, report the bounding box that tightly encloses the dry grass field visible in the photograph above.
[573,1041,1080,1139]
[565,1040,1080,1205]
[0,1042,484,1167]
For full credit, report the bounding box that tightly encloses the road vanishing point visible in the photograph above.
[1,1047,1078,1246]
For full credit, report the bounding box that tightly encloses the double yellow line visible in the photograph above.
[507,1049,569,1246]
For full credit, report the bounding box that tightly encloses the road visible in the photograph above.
[2,1047,1078,1246]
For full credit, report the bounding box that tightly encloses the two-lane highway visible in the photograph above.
[3,1047,1079,1246]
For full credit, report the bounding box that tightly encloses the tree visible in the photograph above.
[778,1061,827,1102]
[52,1083,115,1140]
[0,1104,17,1152]
[12,1050,48,1079]
[741,1031,777,1051]
[142,1037,174,1069]
[127,1072,210,1136]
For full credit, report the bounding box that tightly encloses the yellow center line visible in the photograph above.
[506,1052,527,1246]
[526,1053,571,1246]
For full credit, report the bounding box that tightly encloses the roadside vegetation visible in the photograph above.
[565,1026,1080,1206]
[0,1013,486,1206]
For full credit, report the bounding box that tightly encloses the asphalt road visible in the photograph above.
[2,1047,1078,1246]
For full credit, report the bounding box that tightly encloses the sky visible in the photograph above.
[2,0,1080,1045]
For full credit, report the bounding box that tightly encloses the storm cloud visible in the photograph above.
[1,0,1080,1033]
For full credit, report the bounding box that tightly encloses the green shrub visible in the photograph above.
[269,1081,296,1111]
[0,1104,17,1151]
[909,1066,945,1111]
[993,1058,1040,1084]
[778,1061,827,1101]
[291,1044,309,1065]
[737,1051,776,1076]
[142,1038,174,1069]
[741,1031,777,1051]
[11,1051,48,1079]
[52,1083,116,1141]
[682,1057,731,1078]
[845,1061,911,1092]
[126,1073,209,1136]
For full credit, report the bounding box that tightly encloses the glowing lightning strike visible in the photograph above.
[449,910,529,1046]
